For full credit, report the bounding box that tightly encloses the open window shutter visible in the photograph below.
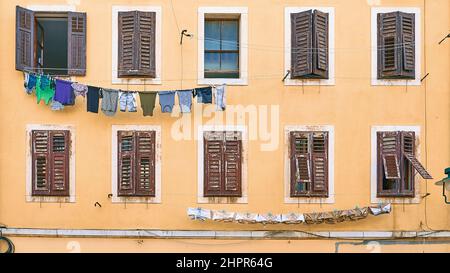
[32,131,51,196]
[204,132,224,197]
[49,131,70,196]
[135,131,156,196]
[67,12,87,76]
[118,11,137,77]
[16,6,35,72]
[136,11,156,77]
[118,131,135,196]
[399,12,415,78]
[379,131,401,180]
[311,132,328,196]
[290,132,311,197]
[378,12,400,79]
[402,132,432,179]
[223,132,242,197]
[291,10,313,78]
[313,10,329,79]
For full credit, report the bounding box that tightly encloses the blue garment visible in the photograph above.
[215,85,226,111]
[25,73,37,94]
[51,100,64,111]
[158,91,176,113]
[193,87,212,104]
[177,90,193,113]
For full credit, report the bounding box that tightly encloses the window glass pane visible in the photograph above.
[221,20,239,50]
[205,21,220,50]
[205,53,220,71]
[220,53,238,71]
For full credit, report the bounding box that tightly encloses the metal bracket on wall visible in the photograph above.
[438,33,450,44]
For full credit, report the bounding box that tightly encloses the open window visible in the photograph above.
[15,6,86,76]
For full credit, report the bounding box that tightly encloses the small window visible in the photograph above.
[290,131,329,197]
[117,131,156,197]
[377,131,432,197]
[290,10,329,79]
[31,130,70,197]
[377,11,415,79]
[204,18,240,79]
[203,131,242,197]
[15,6,86,76]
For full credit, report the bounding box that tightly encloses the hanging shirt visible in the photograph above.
[36,76,55,105]
[71,83,89,98]
[158,91,176,113]
[139,92,157,117]
[54,79,75,105]
[119,92,137,112]
[87,86,101,113]
[215,84,226,111]
[100,89,119,117]
[177,90,193,113]
[193,87,212,104]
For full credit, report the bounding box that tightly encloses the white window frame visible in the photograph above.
[112,6,162,85]
[198,7,248,86]
[284,7,335,86]
[111,125,162,204]
[25,124,76,203]
[197,125,248,204]
[371,7,421,86]
[284,125,335,204]
[371,126,421,204]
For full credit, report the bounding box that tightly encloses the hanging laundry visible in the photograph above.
[193,87,212,104]
[24,73,36,94]
[235,212,259,224]
[36,75,55,105]
[177,90,193,113]
[54,79,75,106]
[100,89,119,117]
[119,92,137,113]
[71,83,89,98]
[187,208,212,221]
[51,100,64,111]
[214,84,226,111]
[87,86,101,113]
[281,213,305,224]
[158,91,176,113]
[139,92,157,117]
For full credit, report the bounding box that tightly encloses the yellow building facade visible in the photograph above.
[0,0,449,253]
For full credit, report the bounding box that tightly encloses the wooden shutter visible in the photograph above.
[16,6,35,72]
[32,131,51,196]
[399,12,415,78]
[401,132,432,179]
[49,131,70,196]
[118,11,156,78]
[311,132,328,196]
[135,131,156,196]
[290,132,311,197]
[67,12,87,76]
[204,132,224,197]
[313,10,329,79]
[379,132,401,179]
[378,12,399,79]
[223,132,242,197]
[118,131,135,196]
[291,10,313,78]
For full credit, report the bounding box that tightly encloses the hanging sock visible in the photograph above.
[139,92,157,117]
[100,89,119,117]
[193,87,212,104]
[119,92,137,112]
[72,83,89,98]
[54,79,75,106]
[36,75,55,105]
[177,90,193,113]
[215,84,226,111]
[87,86,101,113]
[158,91,176,113]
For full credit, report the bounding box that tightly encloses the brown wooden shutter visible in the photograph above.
[32,131,51,196]
[118,131,135,196]
[401,132,432,179]
[399,12,415,78]
[378,12,399,79]
[313,10,329,79]
[118,11,137,77]
[136,12,156,77]
[204,132,224,197]
[291,10,313,78]
[49,131,70,196]
[223,132,242,197]
[67,12,87,76]
[380,131,401,179]
[311,132,328,196]
[16,6,35,72]
[135,131,156,196]
[290,132,311,197]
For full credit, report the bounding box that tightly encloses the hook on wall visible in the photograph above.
[180,29,193,45]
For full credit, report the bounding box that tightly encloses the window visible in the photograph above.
[31,130,70,197]
[377,11,415,79]
[117,11,156,78]
[117,130,156,197]
[377,131,432,197]
[289,131,328,197]
[204,18,239,78]
[290,9,329,79]
[203,131,242,197]
[15,6,86,76]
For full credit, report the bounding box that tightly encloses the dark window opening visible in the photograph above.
[204,18,239,79]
